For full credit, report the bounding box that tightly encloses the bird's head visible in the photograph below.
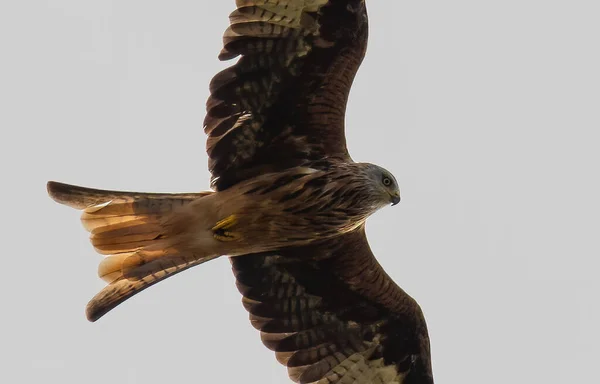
[363,163,401,207]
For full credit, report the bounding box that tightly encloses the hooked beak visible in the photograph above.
[391,193,401,206]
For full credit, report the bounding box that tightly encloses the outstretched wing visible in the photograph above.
[231,227,434,384]
[206,0,369,190]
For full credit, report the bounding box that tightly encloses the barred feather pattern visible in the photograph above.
[47,2,435,382]
[205,0,369,190]
[231,228,434,384]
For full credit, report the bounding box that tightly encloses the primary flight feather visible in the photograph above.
[48,1,434,383]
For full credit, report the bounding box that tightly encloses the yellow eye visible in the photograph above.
[382,177,392,186]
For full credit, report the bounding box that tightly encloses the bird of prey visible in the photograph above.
[47,1,434,383]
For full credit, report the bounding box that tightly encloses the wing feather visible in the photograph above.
[206,0,369,190]
[231,227,434,383]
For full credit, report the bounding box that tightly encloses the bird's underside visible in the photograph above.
[47,1,434,383]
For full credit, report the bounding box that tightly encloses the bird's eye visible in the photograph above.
[382,177,392,186]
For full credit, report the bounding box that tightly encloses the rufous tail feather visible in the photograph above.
[47,181,215,322]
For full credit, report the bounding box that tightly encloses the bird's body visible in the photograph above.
[50,162,400,320]
[48,1,435,383]
[193,162,399,249]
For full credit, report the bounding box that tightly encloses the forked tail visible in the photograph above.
[47,181,215,322]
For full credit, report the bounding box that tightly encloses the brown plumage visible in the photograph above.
[48,1,434,383]
[233,228,432,384]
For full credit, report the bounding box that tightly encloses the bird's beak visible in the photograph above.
[391,193,401,206]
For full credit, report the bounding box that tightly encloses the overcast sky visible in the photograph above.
[2,1,599,383]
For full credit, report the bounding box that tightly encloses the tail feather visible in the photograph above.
[98,252,134,283]
[48,181,204,209]
[88,254,218,322]
[47,181,215,321]
[90,222,165,255]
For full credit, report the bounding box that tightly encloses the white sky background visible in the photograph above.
[1,1,599,383]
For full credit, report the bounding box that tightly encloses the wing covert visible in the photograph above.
[231,227,434,383]
[206,0,369,190]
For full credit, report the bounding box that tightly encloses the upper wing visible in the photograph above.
[231,227,434,384]
[205,0,369,190]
